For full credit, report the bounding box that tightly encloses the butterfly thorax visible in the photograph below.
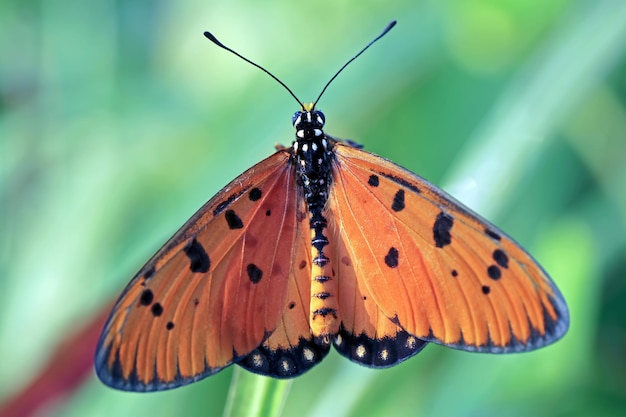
[292,109,339,342]
[292,110,332,203]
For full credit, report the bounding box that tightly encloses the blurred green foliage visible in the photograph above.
[2,0,626,416]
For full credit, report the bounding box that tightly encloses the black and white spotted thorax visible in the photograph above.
[291,109,333,206]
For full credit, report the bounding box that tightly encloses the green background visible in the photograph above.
[2,0,626,416]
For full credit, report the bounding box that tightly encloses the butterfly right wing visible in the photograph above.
[95,150,304,391]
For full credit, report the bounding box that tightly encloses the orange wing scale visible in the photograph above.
[329,141,568,352]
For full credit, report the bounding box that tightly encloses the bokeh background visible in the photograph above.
[2,0,626,416]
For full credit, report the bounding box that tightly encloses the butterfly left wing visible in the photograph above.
[96,150,309,391]
[328,140,569,354]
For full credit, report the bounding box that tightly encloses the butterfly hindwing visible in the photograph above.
[95,150,305,391]
[239,196,331,377]
[329,140,569,353]
[330,233,428,367]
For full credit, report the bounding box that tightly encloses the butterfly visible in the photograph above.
[95,21,569,391]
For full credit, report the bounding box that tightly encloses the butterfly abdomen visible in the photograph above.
[292,109,340,339]
[308,206,339,338]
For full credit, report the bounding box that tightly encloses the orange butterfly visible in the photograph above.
[95,21,569,391]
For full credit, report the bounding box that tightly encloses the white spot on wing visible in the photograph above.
[356,345,367,358]
[303,347,315,362]
[406,336,417,350]
[252,353,264,368]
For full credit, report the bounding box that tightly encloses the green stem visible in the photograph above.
[222,367,292,417]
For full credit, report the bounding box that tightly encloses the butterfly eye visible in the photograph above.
[292,112,302,127]
[314,110,325,127]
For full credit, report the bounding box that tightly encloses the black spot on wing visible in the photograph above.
[151,303,163,317]
[482,285,491,294]
[140,289,154,306]
[368,175,379,187]
[184,238,211,273]
[378,172,421,194]
[265,209,271,216]
[225,209,244,229]
[249,187,262,201]
[391,189,405,212]
[485,228,501,241]
[166,321,175,330]
[144,266,155,281]
[451,269,458,277]
[384,247,399,268]
[247,264,263,283]
[433,212,453,248]
[493,249,509,268]
[213,190,246,216]
[487,265,502,280]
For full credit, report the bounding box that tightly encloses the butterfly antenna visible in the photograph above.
[312,20,397,108]
[204,31,304,107]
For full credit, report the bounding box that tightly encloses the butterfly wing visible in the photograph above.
[328,140,569,354]
[95,150,308,391]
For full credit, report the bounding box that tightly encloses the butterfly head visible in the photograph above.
[293,107,326,141]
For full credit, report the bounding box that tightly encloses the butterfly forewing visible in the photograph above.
[329,141,569,352]
[95,150,304,391]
